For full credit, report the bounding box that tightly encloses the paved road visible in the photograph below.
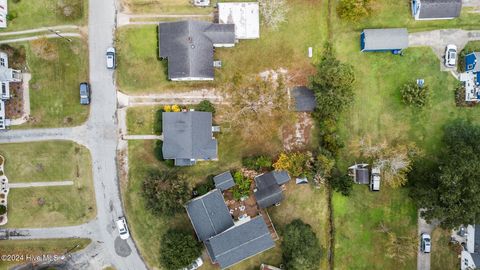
[417,210,437,270]
[0,0,148,269]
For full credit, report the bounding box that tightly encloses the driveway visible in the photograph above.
[417,210,438,270]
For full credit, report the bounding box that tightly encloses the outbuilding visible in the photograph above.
[360,28,409,53]
[218,2,260,39]
[411,0,462,20]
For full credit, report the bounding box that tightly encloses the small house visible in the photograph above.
[411,0,462,20]
[218,2,260,39]
[360,28,409,53]
[254,171,290,209]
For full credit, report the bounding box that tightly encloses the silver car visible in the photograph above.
[444,44,457,68]
[106,47,116,69]
[421,233,431,253]
[116,217,130,240]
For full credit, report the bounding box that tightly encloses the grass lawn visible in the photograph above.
[431,228,460,270]
[333,186,418,270]
[126,106,159,135]
[1,0,87,32]
[14,38,89,128]
[0,141,96,228]
[121,0,213,14]
[116,0,328,94]
[0,238,91,270]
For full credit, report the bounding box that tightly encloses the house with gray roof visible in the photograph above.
[162,111,217,166]
[360,28,409,52]
[254,171,290,209]
[460,225,480,270]
[213,171,235,191]
[158,20,235,81]
[411,0,461,20]
[291,86,316,112]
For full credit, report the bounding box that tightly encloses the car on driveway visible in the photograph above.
[420,233,431,253]
[181,257,203,270]
[444,44,457,68]
[106,47,116,69]
[79,82,90,105]
[116,217,130,240]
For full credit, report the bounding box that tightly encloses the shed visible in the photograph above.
[218,2,260,39]
[213,171,235,191]
[292,86,316,112]
[355,168,370,184]
[412,0,462,20]
[360,28,409,52]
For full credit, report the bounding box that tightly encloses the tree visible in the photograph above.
[409,120,480,228]
[337,0,372,22]
[195,100,216,114]
[0,205,6,215]
[259,0,289,29]
[142,170,190,216]
[232,171,251,200]
[329,170,353,196]
[400,82,429,107]
[273,152,313,178]
[314,151,335,185]
[159,229,202,270]
[282,219,322,270]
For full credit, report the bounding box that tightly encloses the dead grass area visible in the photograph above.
[282,112,314,151]
[5,82,24,119]
[30,38,59,61]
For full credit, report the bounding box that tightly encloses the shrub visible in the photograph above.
[330,170,353,196]
[195,100,216,114]
[0,205,6,215]
[232,171,251,200]
[337,0,372,22]
[6,11,18,21]
[160,229,202,270]
[455,85,476,107]
[400,82,429,107]
[242,155,273,171]
[282,219,322,270]
[153,140,163,161]
[194,175,215,196]
[153,109,163,134]
[273,152,313,178]
[12,0,21,3]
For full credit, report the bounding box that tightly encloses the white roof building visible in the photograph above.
[218,2,260,39]
[0,0,7,28]
[0,52,21,101]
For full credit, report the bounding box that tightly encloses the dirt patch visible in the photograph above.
[282,112,314,151]
[31,38,59,61]
[5,82,24,119]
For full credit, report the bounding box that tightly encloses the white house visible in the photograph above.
[411,0,462,20]
[460,225,480,270]
[0,0,7,28]
[218,2,260,39]
[0,52,21,101]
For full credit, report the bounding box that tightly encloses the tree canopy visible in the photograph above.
[159,229,202,270]
[142,169,191,216]
[282,219,322,270]
[409,119,480,228]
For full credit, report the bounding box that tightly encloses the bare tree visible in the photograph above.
[259,0,290,29]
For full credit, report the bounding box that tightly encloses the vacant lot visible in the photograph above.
[0,238,91,270]
[0,141,96,228]
[1,0,87,32]
[14,38,89,128]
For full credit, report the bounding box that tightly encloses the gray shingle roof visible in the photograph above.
[355,168,370,184]
[292,86,316,112]
[205,216,275,269]
[418,0,462,19]
[186,189,235,241]
[254,171,290,209]
[162,111,217,164]
[158,20,235,80]
[362,28,409,51]
[213,171,235,191]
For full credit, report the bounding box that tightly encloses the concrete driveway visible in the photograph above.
[417,210,438,270]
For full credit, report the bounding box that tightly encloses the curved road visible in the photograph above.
[0,0,147,269]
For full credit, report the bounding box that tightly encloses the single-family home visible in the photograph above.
[411,0,462,20]
[185,189,276,269]
[158,20,235,81]
[291,86,316,112]
[0,0,7,28]
[461,52,480,102]
[213,171,235,191]
[253,171,290,209]
[459,225,480,270]
[0,52,21,130]
[360,28,409,53]
[218,2,260,39]
[162,111,218,166]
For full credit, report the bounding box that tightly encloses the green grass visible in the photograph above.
[431,228,460,270]
[1,0,87,32]
[0,141,96,228]
[333,186,418,270]
[122,0,213,14]
[15,38,89,128]
[126,106,160,135]
[0,238,91,270]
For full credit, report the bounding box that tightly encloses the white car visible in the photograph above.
[182,257,203,270]
[116,217,130,240]
[444,44,457,68]
[106,47,116,69]
[420,233,431,253]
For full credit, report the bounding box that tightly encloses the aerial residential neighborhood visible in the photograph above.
[1,0,480,270]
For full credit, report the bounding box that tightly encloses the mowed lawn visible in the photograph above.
[0,141,96,228]
[0,238,91,270]
[333,186,417,270]
[18,38,89,128]
[1,0,87,32]
[121,0,213,14]
[116,0,328,94]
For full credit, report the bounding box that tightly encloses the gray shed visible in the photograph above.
[213,171,235,191]
[355,168,370,184]
[412,0,462,20]
[292,86,316,112]
[360,28,409,52]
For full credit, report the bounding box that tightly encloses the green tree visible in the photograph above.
[0,205,6,215]
[330,170,353,196]
[409,120,480,228]
[159,229,202,270]
[273,152,313,178]
[142,169,190,216]
[400,82,429,107]
[195,100,216,114]
[232,171,251,200]
[337,0,372,22]
[282,219,322,270]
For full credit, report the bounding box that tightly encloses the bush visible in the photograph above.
[455,85,476,107]
[337,0,372,22]
[12,0,21,3]
[6,11,18,21]
[330,170,353,196]
[232,171,251,200]
[195,100,216,114]
[194,175,215,196]
[400,82,429,107]
[154,109,163,134]
[242,155,273,171]
[0,205,6,215]
[153,140,163,161]
[282,219,322,270]
[159,229,202,270]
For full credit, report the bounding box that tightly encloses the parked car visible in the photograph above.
[444,44,457,67]
[420,233,431,253]
[116,217,130,240]
[181,257,203,270]
[79,82,90,105]
[106,47,116,69]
